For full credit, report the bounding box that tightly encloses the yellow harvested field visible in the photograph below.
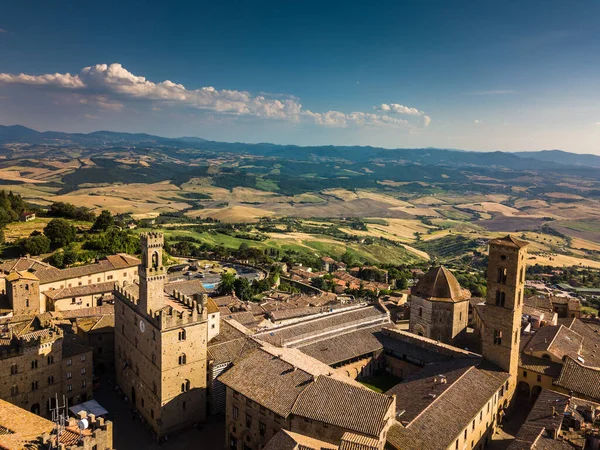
[0,170,48,183]
[570,237,600,252]
[52,182,191,214]
[370,218,433,240]
[389,205,441,217]
[186,205,273,223]
[545,192,586,200]
[526,253,600,269]
[410,196,447,205]
[456,202,542,217]
[400,244,430,260]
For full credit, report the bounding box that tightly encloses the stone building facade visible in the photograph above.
[480,235,528,397]
[409,266,470,345]
[5,271,41,316]
[114,232,210,438]
[0,317,93,418]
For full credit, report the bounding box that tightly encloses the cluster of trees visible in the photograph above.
[18,205,140,268]
[527,264,600,288]
[0,190,28,243]
[215,268,278,301]
[48,202,96,221]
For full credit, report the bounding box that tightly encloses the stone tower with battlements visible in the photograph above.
[138,232,167,315]
[481,235,529,390]
[114,231,209,438]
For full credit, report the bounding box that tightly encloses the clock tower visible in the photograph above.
[138,232,167,316]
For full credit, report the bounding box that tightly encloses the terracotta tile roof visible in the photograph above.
[218,347,317,417]
[339,432,380,450]
[222,311,258,327]
[255,306,389,347]
[212,295,241,307]
[386,362,508,450]
[523,325,583,361]
[291,375,394,437]
[568,318,600,367]
[268,306,323,322]
[411,266,470,303]
[507,389,599,450]
[263,429,337,450]
[0,398,54,450]
[35,253,140,284]
[519,353,562,378]
[60,305,115,319]
[555,357,600,402]
[296,325,384,365]
[77,314,114,333]
[524,295,554,312]
[0,257,52,274]
[43,281,116,300]
[206,297,219,314]
[5,270,39,282]
[488,234,529,248]
[165,278,207,297]
[208,321,260,365]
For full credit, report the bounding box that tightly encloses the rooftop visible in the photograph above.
[488,234,529,249]
[411,266,470,303]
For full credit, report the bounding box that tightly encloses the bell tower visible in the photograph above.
[481,235,528,384]
[138,232,166,315]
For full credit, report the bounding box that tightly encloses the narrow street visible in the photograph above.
[94,376,225,449]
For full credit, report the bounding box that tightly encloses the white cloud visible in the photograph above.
[474,119,482,124]
[376,103,424,116]
[0,62,430,129]
[423,115,431,127]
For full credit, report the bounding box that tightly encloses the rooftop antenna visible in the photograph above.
[49,394,68,449]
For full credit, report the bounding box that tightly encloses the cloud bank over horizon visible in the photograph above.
[0,63,430,130]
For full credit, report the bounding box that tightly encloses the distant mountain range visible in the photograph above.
[2,124,600,169]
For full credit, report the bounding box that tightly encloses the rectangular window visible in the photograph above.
[68,384,73,392]
[81,368,86,375]
[537,374,542,382]
[66,358,72,366]
[233,406,238,419]
[81,355,86,362]
[523,370,527,378]
[246,414,252,428]
[259,422,266,437]
[82,380,87,388]
[67,372,72,379]
[10,364,17,375]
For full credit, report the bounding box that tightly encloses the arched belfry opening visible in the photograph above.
[152,251,159,269]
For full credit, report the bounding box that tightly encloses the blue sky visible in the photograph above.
[2,0,600,153]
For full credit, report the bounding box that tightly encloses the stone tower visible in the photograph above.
[138,232,167,315]
[6,271,41,315]
[114,231,209,438]
[481,235,528,385]
[409,266,471,345]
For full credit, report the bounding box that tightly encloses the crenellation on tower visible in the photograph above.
[114,232,209,437]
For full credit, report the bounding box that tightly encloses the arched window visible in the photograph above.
[178,353,186,365]
[153,382,157,394]
[181,380,191,393]
[497,267,507,284]
[152,251,159,268]
[178,329,186,341]
[151,353,156,364]
[500,292,506,307]
[520,267,525,284]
